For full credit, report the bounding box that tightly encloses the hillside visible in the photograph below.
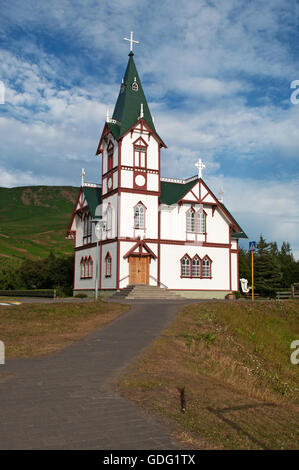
[0,186,79,260]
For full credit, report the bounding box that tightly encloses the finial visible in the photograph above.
[81,168,85,187]
[219,187,224,203]
[124,31,139,53]
[195,158,206,179]
[138,103,144,120]
[106,107,110,122]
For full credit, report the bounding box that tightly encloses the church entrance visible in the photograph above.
[129,256,149,285]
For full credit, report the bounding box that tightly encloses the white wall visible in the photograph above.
[101,241,117,289]
[160,244,230,290]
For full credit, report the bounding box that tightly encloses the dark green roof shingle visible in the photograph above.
[82,187,102,217]
[160,179,198,205]
[112,53,155,137]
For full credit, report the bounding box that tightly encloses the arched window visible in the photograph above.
[192,256,201,277]
[134,203,145,229]
[197,210,205,234]
[181,255,191,277]
[80,257,84,278]
[88,256,93,278]
[83,212,92,245]
[202,257,211,278]
[133,138,147,168]
[107,141,114,171]
[105,252,112,277]
[106,204,112,234]
[186,209,195,233]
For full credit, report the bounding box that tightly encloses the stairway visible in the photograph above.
[111,284,184,300]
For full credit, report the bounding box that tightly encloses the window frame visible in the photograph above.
[107,141,114,172]
[134,202,146,230]
[105,252,112,277]
[133,137,148,169]
[201,256,212,278]
[181,254,191,278]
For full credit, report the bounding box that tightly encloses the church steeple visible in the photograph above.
[112,52,156,137]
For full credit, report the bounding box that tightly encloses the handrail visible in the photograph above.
[149,275,168,289]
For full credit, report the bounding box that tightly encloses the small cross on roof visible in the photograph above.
[195,158,206,179]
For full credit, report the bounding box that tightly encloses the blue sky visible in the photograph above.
[0,0,298,257]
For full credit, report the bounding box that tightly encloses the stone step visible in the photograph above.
[110,284,184,300]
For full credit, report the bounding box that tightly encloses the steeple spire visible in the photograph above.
[111,52,156,137]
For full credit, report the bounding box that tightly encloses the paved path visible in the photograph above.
[0,302,183,449]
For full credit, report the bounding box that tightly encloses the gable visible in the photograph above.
[123,239,157,259]
[66,187,102,237]
[179,180,218,204]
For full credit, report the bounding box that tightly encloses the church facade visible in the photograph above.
[67,47,247,298]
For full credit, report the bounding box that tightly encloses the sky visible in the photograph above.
[0,0,298,257]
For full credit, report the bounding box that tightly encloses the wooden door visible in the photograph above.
[129,256,149,284]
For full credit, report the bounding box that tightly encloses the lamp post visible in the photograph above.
[92,218,106,301]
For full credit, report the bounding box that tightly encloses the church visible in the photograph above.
[67,35,247,299]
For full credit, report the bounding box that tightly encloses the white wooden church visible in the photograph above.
[67,35,247,298]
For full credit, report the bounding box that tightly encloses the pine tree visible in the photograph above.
[254,235,282,297]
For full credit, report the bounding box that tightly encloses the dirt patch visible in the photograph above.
[21,188,50,207]
[60,189,78,204]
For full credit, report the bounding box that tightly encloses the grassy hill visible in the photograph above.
[0,186,79,260]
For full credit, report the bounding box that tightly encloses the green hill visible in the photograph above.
[0,186,79,260]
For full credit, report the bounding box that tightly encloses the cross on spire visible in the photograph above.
[195,158,206,179]
[81,168,85,187]
[124,31,139,52]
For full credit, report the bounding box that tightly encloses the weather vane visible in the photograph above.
[124,31,139,52]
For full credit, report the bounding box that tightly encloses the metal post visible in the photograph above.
[251,248,254,302]
[95,240,99,301]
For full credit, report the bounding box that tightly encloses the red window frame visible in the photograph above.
[134,201,146,229]
[107,141,114,172]
[201,255,212,278]
[105,252,112,277]
[180,254,191,278]
[133,137,148,169]
[83,212,92,245]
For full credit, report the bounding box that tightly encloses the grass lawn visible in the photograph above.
[119,300,299,450]
[0,300,128,358]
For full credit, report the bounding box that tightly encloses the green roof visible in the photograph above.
[220,202,247,239]
[82,187,102,217]
[160,179,198,205]
[111,52,156,138]
[159,179,247,239]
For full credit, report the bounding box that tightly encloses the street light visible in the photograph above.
[91,217,106,301]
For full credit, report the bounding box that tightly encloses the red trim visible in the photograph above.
[180,254,191,278]
[105,251,112,277]
[133,201,146,233]
[201,255,212,279]
[158,204,161,286]
[120,118,167,148]
[229,226,232,291]
[191,254,201,278]
[101,187,160,200]
[123,239,157,259]
[66,188,83,236]
[236,240,239,292]
[107,141,114,171]
[96,123,111,155]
